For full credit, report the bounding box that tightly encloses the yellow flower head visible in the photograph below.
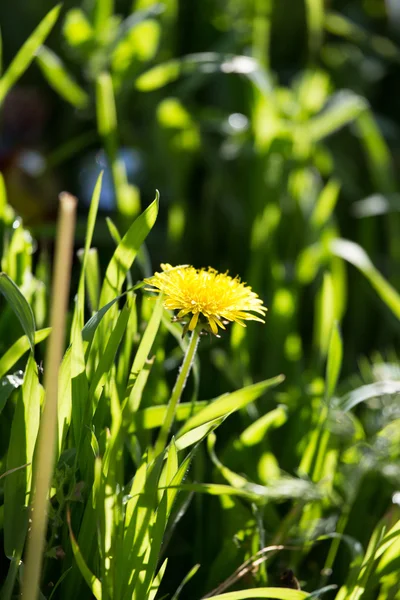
[145,263,267,335]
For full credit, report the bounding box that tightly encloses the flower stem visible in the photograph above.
[155,327,201,456]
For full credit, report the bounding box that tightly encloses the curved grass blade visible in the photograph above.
[0,5,61,106]
[339,381,400,412]
[330,238,400,319]
[66,507,102,600]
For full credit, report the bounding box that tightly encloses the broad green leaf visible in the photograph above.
[0,328,50,379]
[178,375,284,436]
[0,5,61,106]
[330,238,400,319]
[36,46,89,108]
[326,322,342,400]
[0,273,36,351]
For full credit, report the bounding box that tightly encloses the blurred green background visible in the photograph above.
[1,0,400,598]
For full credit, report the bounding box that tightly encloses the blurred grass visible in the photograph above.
[0,1,399,599]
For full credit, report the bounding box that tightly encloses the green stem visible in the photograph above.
[155,327,201,456]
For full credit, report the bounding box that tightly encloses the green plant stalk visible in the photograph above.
[154,327,201,456]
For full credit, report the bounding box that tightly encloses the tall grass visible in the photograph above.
[0,2,399,599]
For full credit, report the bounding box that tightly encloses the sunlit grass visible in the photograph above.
[0,2,399,600]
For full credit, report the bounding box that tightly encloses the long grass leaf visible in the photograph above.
[0,5,61,106]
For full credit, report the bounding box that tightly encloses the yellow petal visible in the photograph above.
[189,312,199,330]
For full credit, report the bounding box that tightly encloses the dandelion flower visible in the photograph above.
[145,263,267,335]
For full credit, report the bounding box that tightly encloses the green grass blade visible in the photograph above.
[66,508,102,600]
[239,405,287,446]
[171,563,200,600]
[36,46,89,108]
[0,273,36,351]
[207,589,310,599]
[326,322,342,400]
[178,375,284,436]
[123,293,164,414]
[129,293,164,385]
[73,172,103,335]
[4,356,41,558]
[0,171,6,217]
[128,402,208,433]
[97,191,158,322]
[94,0,114,38]
[305,0,324,56]
[310,179,340,229]
[330,238,400,319]
[89,301,131,406]
[0,5,61,106]
[83,249,101,314]
[149,559,168,600]
[96,71,140,217]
